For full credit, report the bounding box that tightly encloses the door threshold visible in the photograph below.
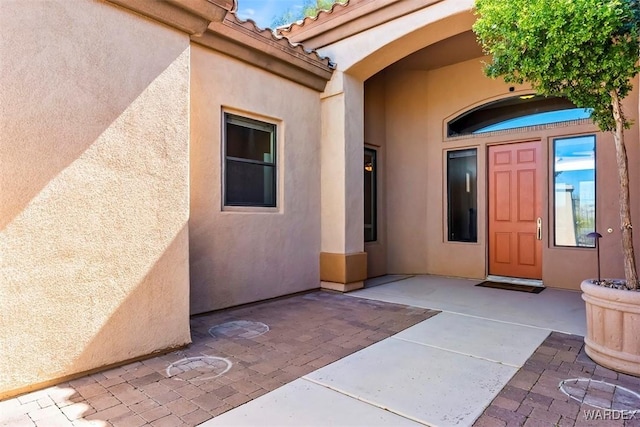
[486,275,544,287]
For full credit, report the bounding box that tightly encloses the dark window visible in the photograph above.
[554,135,596,247]
[224,114,276,207]
[447,149,477,242]
[364,148,377,242]
[447,95,591,136]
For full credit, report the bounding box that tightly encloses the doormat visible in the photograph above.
[475,281,545,293]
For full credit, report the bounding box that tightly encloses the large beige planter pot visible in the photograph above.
[581,279,640,376]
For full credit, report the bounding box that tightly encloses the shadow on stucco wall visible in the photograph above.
[68,225,191,388]
[0,0,188,231]
[0,0,191,398]
[0,225,189,413]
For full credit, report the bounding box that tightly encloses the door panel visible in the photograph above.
[517,170,536,221]
[489,141,542,279]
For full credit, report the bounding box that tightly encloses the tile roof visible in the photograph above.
[276,0,351,36]
[227,11,336,69]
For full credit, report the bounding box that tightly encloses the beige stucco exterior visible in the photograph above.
[363,72,388,278]
[302,0,640,290]
[2,0,640,401]
[378,59,639,288]
[189,45,324,313]
[0,0,193,397]
[0,0,333,398]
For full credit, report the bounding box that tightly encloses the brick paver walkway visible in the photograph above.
[475,332,640,427]
[3,291,640,427]
[0,291,436,426]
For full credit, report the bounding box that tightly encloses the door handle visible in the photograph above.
[536,217,542,240]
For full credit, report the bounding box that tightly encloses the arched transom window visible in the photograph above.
[447,95,592,137]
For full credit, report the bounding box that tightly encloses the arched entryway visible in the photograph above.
[284,0,637,290]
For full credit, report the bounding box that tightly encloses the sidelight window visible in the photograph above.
[447,149,477,242]
[554,135,596,247]
[364,148,377,242]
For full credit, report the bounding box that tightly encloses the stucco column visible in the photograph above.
[319,71,367,291]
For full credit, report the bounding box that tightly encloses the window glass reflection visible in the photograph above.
[447,149,477,242]
[554,136,596,247]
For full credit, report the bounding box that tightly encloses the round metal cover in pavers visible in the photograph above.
[208,320,269,339]
[166,356,232,381]
[559,378,640,412]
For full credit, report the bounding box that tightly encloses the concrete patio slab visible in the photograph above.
[6,275,636,427]
[200,378,422,426]
[351,275,586,335]
[0,291,435,427]
[304,337,518,427]
[364,274,413,288]
[394,312,550,367]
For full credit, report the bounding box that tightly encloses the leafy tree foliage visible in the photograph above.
[271,0,346,28]
[474,0,640,289]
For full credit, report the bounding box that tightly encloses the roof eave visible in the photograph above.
[191,15,335,92]
[106,0,234,35]
[281,0,446,50]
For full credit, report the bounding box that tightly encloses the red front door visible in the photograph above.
[488,141,543,279]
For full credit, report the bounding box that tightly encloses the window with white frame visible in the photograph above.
[224,113,276,207]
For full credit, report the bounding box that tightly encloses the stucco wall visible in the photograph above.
[0,0,191,397]
[190,45,322,313]
[382,70,432,274]
[364,73,387,278]
[369,56,640,289]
